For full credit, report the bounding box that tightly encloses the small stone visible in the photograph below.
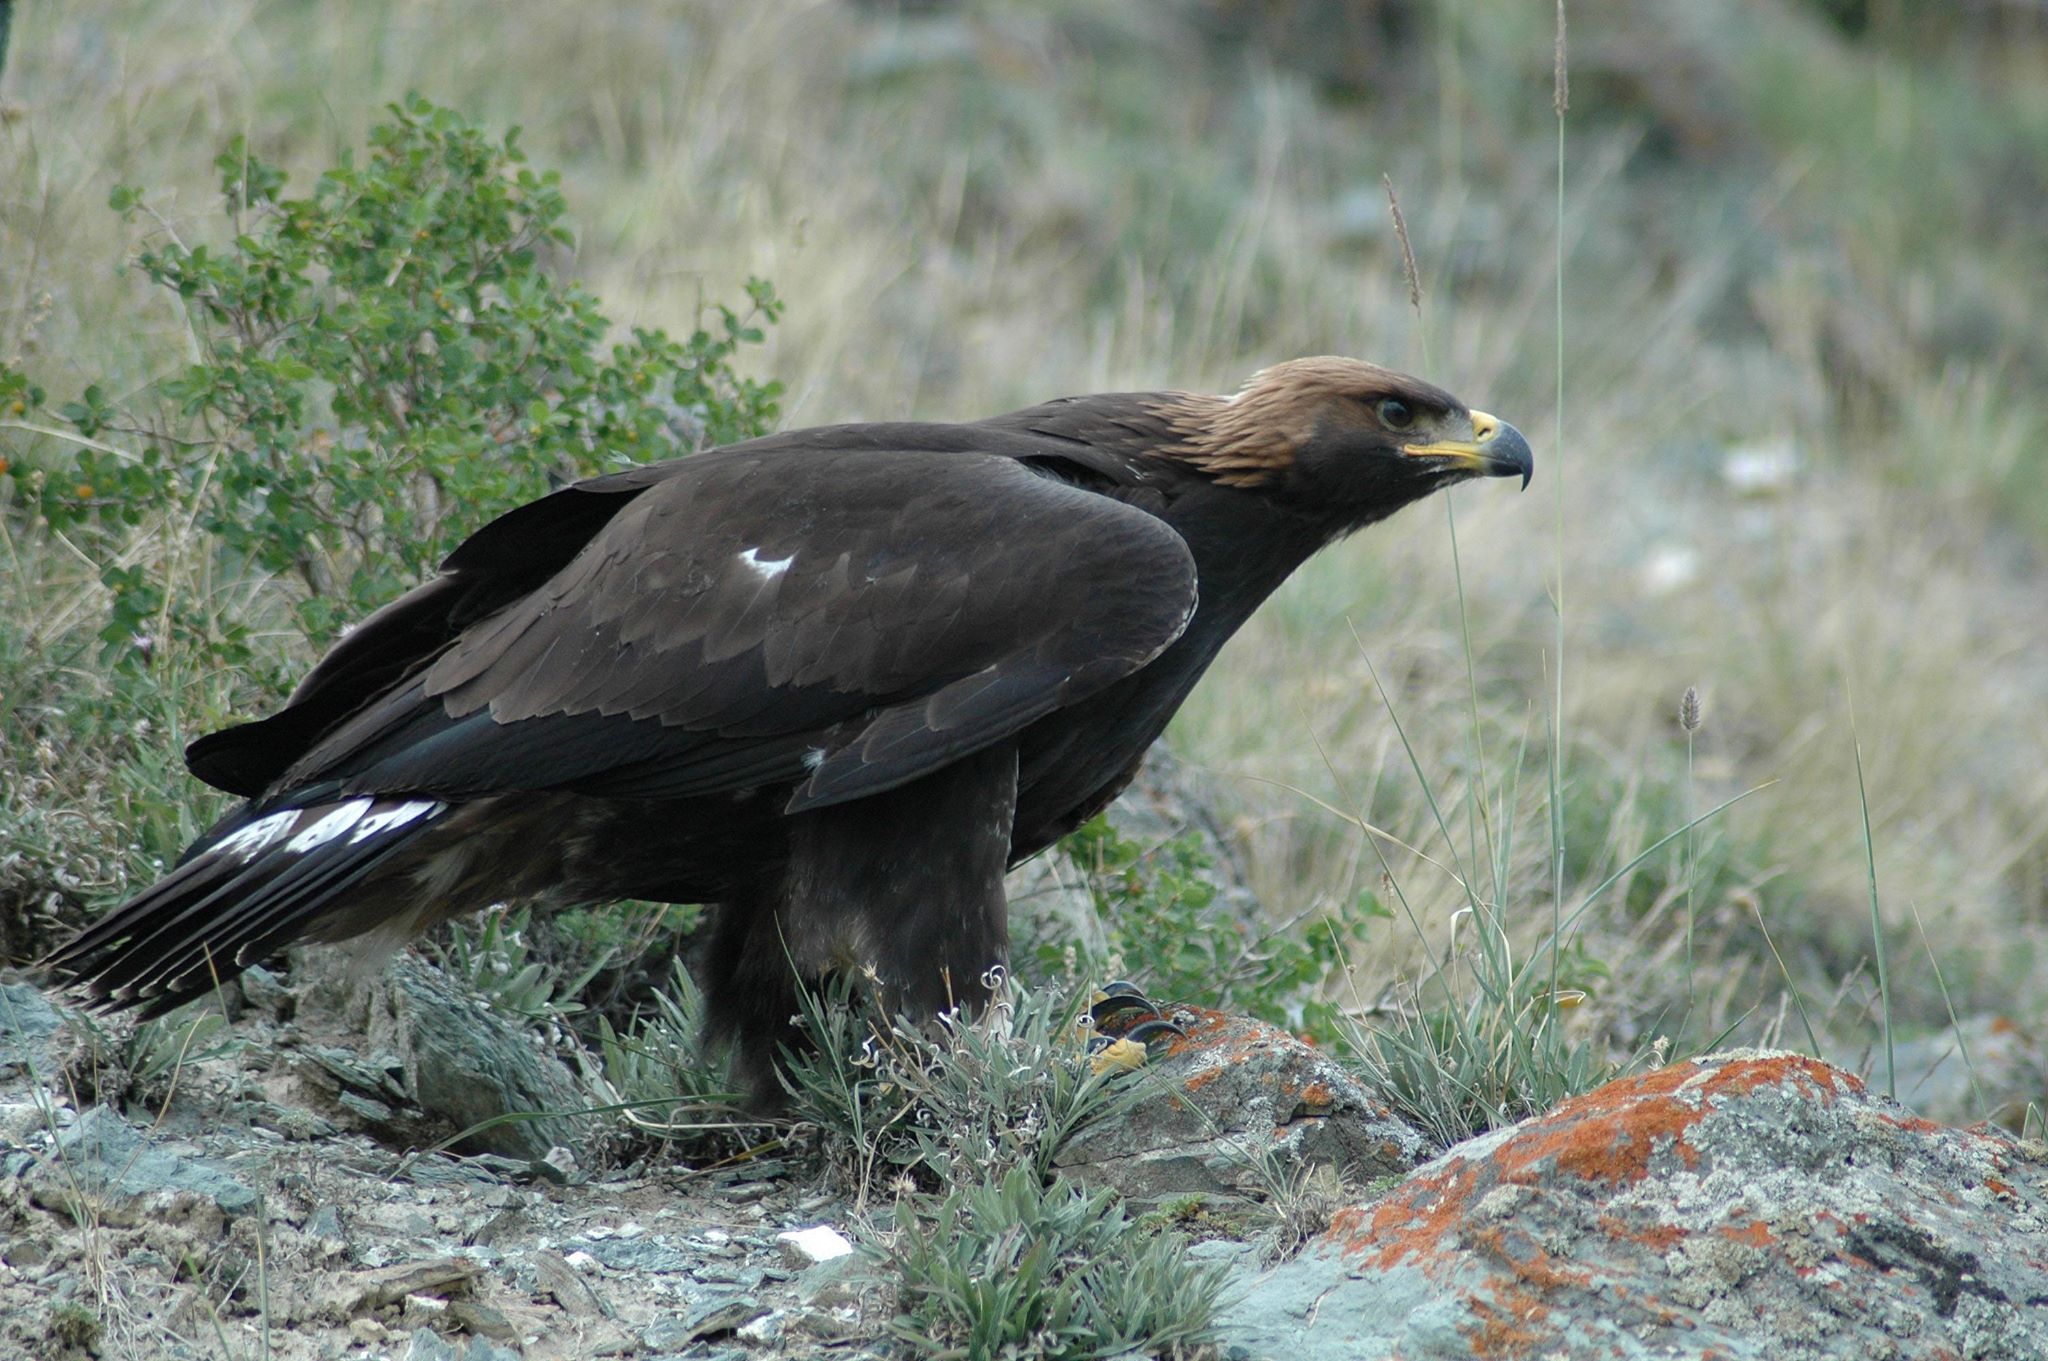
[798,1254,866,1308]
[776,1225,855,1267]
[3,1238,48,1268]
[0,1100,57,1144]
[682,1296,767,1342]
[793,1307,865,1344]
[532,1146,578,1184]
[446,1299,518,1341]
[642,1313,698,1350]
[237,963,291,1013]
[468,1210,522,1247]
[736,1310,783,1343]
[1721,438,1800,495]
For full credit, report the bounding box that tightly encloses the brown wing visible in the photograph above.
[256,444,1196,812]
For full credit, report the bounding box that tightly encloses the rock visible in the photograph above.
[679,1294,768,1342]
[736,1309,784,1343]
[1882,1014,2045,1130]
[533,1144,579,1184]
[0,1097,65,1145]
[523,1249,609,1318]
[796,1251,866,1308]
[0,983,64,1080]
[775,1224,854,1266]
[304,1203,344,1236]
[402,1328,520,1361]
[565,1233,696,1274]
[1214,1051,2048,1360]
[26,1106,258,1229]
[321,1256,485,1318]
[235,963,293,1016]
[1056,1008,1429,1201]
[291,953,591,1162]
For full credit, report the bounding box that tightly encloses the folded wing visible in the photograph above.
[237,446,1198,813]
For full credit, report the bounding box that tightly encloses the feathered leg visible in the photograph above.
[706,743,1020,1106]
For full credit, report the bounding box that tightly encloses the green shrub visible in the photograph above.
[1029,815,1383,1045]
[594,960,753,1160]
[875,1165,1228,1361]
[779,975,1140,1197]
[3,93,780,666]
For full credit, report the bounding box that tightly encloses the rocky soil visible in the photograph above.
[6,959,2048,1361]
[4,752,2044,1361]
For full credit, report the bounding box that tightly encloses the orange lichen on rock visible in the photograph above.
[1598,1213,1688,1252]
[1503,1077,1707,1185]
[1464,1290,1551,1360]
[1721,1218,1777,1250]
[1504,1054,1851,1187]
[1173,1006,1234,1041]
[1469,1225,1594,1292]
[1335,1160,1488,1266]
[1240,1053,2048,1359]
[1338,1056,1858,1271]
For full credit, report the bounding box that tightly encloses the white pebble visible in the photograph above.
[777,1225,855,1266]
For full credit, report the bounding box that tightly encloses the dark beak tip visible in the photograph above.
[1492,420,1534,491]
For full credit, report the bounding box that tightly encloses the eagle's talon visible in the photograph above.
[1089,988,1161,1030]
[1121,1017,1185,1053]
[1086,1034,1152,1076]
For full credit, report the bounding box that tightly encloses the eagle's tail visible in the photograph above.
[42,795,447,1017]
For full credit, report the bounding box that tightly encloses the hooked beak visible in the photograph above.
[1402,410,1535,490]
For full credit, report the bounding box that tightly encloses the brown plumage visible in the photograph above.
[44,357,1532,1099]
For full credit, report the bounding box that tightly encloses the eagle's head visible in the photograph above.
[1154,355,1533,520]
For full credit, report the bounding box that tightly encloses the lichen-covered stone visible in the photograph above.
[1056,1007,1430,1201]
[1214,1050,2048,1360]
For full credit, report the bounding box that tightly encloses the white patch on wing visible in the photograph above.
[737,547,794,582]
[212,810,300,862]
[349,799,443,844]
[284,798,374,854]
[803,747,826,771]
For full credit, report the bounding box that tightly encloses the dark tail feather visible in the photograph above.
[42,796,447,1017]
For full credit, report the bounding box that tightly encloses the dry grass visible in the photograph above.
[5,0,2048,1099]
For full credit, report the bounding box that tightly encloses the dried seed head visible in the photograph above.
[1680,685,1703,733]
[1554,0,1570,116]
[1384,175,1422,311]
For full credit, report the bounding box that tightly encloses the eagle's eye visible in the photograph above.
[1376,398,1415,430]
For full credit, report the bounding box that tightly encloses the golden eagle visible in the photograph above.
[46,357,1532,1097]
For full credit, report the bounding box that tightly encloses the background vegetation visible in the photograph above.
[5,0,2048,1130]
